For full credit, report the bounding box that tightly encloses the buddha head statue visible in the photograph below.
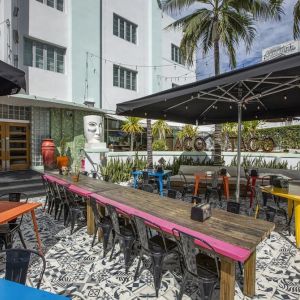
[83,115,103,147]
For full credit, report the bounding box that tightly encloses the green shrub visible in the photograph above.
[152,139,168,151]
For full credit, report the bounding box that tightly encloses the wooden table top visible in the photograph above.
[98,187,274,252]
[48,172,123,193]
[262,184,300,202]
[0,202,41,224]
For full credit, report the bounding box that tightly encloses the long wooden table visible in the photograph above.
[0,201,42,254]
[262,184,300,248]
[46,172,274,300]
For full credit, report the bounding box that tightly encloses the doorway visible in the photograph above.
[0,122,30,171]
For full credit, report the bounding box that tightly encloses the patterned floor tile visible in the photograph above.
[1,195,299,299]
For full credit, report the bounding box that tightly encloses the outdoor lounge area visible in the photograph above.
[0,170,299,300]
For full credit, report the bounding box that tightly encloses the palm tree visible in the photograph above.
[294,0,300,38]
[163,0,283,164]
[121,117,143,151]
[177,124,198,140]
[152,120,172,139]
[146,119,153,167]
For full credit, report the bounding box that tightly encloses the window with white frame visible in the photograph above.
[36,0,64,12]
[113,65,137,91]
[113,14,137,44]
[24,38,65,74]
[171,44,184,65]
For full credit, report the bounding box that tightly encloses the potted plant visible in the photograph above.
[56,137,69,169]
[100,166,110,182]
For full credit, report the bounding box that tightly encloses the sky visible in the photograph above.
[172,0,297,80]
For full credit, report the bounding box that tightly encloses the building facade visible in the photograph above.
[0,0,196,171]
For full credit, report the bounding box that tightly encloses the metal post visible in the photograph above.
[235,102,242,202]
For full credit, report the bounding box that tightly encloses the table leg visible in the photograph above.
[194,177,200,196]
[250,177,257,208]
[243,251,256,297]
[159,176,163,196]
[133,174,138,188]
[30,210,43,255]
[288,199,293,219]
[220,258,235,300]
[295,202,300,248]
[87,198,95,235]
[223,176,229,200]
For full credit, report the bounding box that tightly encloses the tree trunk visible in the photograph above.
[213,40,223,165]
[130,133,134,151]
[146,119,153,167]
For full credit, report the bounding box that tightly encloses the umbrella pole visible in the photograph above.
[235,102,242,202]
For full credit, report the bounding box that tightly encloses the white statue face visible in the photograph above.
[84,115,103,145]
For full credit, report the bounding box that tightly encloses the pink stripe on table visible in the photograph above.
[44,175,70,186]
[91,193,251,263]
[69,185,93,196]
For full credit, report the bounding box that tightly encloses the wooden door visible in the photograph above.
[4,122,30,171]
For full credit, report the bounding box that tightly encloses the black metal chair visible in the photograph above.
[173,229,220,300]
[133,215,179,298]
[106,205,136,273]
[62,186,87,234]
[191,195,202,205]
[178,171,194,199]
[0,193,28,249]
[41,175,51,212]
[141,184,154,193]
[55,183,70,226]
[90,199,113,257]
[167,189,177,199]
[204,172,222,203]
[227,201,240,214]
[47,181,61,218]
[0,248,46,289]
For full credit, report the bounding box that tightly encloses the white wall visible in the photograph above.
[160,13,196,90]
[27,67,68,100]
[16,0,70,101]
[101,0,151,112]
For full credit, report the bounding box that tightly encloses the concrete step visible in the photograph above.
[0,183,45,197]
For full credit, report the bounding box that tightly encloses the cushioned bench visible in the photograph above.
[170,165,300,195]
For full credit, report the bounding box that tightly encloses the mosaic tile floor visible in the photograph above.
[1,193,300,300]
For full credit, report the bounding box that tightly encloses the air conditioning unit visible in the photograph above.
[13,30,19,43]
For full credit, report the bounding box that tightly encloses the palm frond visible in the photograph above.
[294,0,300,39]
[162,0,208,13]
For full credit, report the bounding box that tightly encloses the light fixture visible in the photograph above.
[163,114,167,118]
[229,105,232,110]
[257,105,260,110]
[185,106,188,110]
[144,112,147,116]
[284,96,287,100]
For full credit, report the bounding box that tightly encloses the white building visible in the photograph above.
[101,0,196,112]
[0,0,196,171]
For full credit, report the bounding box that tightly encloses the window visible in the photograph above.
[113,14,137,44]
[36,0,64,12]
[24,38,65,74]
[171,44,184,64]
[113,65,137,91]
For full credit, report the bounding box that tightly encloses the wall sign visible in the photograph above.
[262,40,300,61]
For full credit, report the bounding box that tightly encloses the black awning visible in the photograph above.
[116,53,300,124]
[0,60,26,96]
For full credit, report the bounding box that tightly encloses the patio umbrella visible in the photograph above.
[0,60,26,96]
[116,53,300,200]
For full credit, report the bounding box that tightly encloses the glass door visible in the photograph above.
[0,123,5,171]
